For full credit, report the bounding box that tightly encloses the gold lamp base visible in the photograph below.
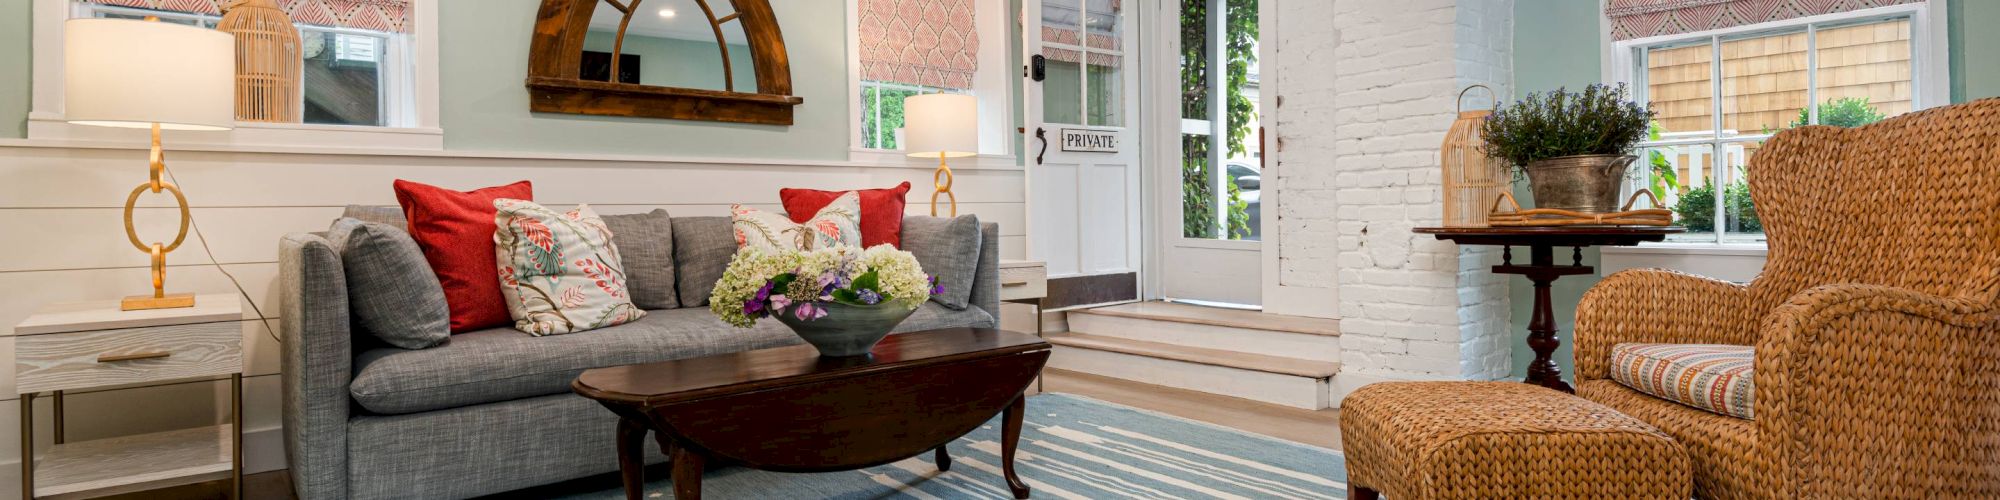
[119,123,197,311]
[122,293,197,311]
[930,155,957,217]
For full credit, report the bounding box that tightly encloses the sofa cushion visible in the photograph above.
[601,209,676,309]
[901,215,982,309]
[493,200,646,336]
[342,205,407,230]
[343,206,679,311]
[327,218,451,350]
[781,181,912,248]
[394,180,535,333]
[1610,343,1755,420]
[731,192,862,252]
[673,216,735,307]
[349,303,997,415]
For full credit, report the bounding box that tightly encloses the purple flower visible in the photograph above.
[858,289,882,305]
[929,275,944,296]
[794,302,827,321]
[770,294,793,312]
[743,297,765,316]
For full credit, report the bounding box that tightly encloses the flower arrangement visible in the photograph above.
[710,246,942,328]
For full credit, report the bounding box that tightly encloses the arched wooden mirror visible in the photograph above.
[526,0,804,125]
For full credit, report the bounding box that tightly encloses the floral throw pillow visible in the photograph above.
[493,199,646,336]
[732,191,862,252]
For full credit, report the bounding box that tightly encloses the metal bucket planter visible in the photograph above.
[1523,154,1636,213]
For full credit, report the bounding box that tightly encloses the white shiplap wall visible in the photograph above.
[0,140,1026,495]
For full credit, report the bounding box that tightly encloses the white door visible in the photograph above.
[1152,0,1261,306]
[1024,0,1143,282]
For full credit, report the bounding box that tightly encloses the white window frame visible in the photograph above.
[27,0,442,150]
[1604,0,1948,255]
[845,0,1016,166]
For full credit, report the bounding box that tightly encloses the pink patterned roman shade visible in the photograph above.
[1606,0,1922,41]
[858,0,980,90]
[82,0,410,33]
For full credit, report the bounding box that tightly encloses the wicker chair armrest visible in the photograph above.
[1575,268,1756,381]
[1751,283,2000,495]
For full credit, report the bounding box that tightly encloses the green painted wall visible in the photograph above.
[1953,0,2000,101]
[440,0,847,158]
[1505,0,2000,381]
[1,0,28,139]
[1506,0,1603,381]
[580,31,756,93]
[0,1,848,156]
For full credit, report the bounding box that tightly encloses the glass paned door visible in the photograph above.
[1026,0,1141,279]
[1178,0,1258,242]
[1155,0,1262,306]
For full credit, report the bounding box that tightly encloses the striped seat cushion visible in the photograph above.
[1609,343,1755,420]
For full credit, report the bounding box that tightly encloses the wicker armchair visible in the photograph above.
[1573,99,2000,499]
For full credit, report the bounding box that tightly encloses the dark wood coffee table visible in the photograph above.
[573,328,1051,500]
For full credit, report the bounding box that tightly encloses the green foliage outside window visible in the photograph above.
[1180,0,1257,239]
[860,85,925,150]
[1791,97,1889,128]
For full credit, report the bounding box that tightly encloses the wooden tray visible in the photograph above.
[1487,191,1673,227]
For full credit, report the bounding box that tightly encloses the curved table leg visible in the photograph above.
[616,417,647,500]
[1002,394,1029,499]
[671,438,706,500]
[935,444,952,472]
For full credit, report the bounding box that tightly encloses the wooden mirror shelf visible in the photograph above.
[526,0,804,125]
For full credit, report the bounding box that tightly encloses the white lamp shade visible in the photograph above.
[64,19,235,131]
[902,93,979,158]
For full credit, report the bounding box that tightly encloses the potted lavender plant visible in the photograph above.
[1481,83,1655,213]
[711,246,942,357]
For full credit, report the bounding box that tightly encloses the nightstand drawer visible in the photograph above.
[16,321,242,394]
[998,264,1047,302]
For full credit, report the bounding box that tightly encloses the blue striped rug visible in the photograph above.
[560,393,1348,499]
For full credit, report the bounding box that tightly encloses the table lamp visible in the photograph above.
[65,18,235,310]
[903,93,978,217]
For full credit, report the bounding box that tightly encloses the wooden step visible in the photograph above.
[1069,301,1340,337]
[1045,332,1340,378]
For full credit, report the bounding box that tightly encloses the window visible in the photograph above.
[74,1,415,128]
[1617,4,1941,246]
[851,0,1007,155]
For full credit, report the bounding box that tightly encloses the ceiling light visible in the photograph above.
[657,8,676,18]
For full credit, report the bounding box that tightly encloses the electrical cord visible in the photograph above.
[161,164,283,344]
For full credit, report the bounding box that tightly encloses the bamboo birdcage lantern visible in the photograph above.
[1441,85,1510,227]
[217,0,302,122]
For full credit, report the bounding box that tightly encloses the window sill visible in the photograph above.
[26,115,445,151]
[1600,243,1767,282]
[847,148,1022,170]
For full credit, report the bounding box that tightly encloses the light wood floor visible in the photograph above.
[150,368,1342,499]
[1031,368,1343,450]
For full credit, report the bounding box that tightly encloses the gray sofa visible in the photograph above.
[279,208,1001,499]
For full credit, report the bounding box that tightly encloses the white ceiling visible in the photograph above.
[588,0,749,44]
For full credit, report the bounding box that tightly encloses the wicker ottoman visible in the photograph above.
[1340,382,1690,500]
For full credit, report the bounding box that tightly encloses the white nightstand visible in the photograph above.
[12,294,244,500]
[999,260,1048,390]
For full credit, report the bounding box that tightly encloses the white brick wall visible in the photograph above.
[1275,0,1515,394]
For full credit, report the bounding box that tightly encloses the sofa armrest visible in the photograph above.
[967,222,1002,325]
[1751,283,2000,494]
[278,233,351,500]
[1575,268,1758,381]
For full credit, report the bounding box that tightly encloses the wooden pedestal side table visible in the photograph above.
[1414,226,1682,393]
[11,294,245,499]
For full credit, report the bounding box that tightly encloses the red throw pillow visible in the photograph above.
[393,179,533,333]
[780,182,911,248]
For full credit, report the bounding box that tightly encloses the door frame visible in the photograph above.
[1140,0,1264,306]
[1139,0,1335,317]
